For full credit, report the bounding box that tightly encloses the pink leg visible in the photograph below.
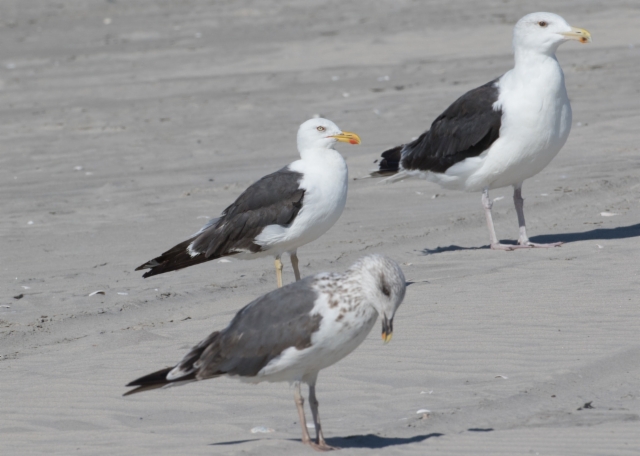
[294,382,335,452]
[482,189,531,251]
[513,185,562,248]
[308,377,339,451]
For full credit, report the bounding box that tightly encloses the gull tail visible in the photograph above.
[370,145,402,177]
[124,331,222,396]
[124,367,182,396]
[124,367,198,396]
[135,237,212,278]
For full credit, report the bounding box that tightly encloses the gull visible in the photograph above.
[374,12,591,250]
[125,254,406,451]
[137,118,360,286]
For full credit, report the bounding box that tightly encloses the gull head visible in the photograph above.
[347,254,406,344]
[513,12,591,55]
[297,118,361,152]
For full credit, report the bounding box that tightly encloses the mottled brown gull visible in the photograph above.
[125,254,405,450]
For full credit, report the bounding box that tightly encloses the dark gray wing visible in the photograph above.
[124,278,322,394]
[193,276,321,378]
[194,166,305,257]
[136,166,305,278]
[376,79,502,175]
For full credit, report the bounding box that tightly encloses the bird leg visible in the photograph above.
[293,382,336,452]
[294,383,315,448]
[513,185,528,244]
[308,382,339,451]
[482,188,530,251]
[513,186,562,248]
[290,251,301,282]
[275,256,284,288]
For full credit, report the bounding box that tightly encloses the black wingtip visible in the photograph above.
[141,269,156,279]
[127,366,174,386]
[124,367,175,396]
[123,384,164,396]
[371,145,402,177]
[135,236,218,279]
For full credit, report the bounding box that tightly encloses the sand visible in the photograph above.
[2,0,640,454]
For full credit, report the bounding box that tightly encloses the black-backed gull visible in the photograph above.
[137,118,360,286]
[374,12,591,250]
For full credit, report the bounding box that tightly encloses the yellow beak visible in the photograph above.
[561,26,591,44]
[330,131,361,145]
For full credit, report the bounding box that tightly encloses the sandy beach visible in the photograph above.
[2,0,640,454]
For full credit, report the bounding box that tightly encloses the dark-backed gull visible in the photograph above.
[125,254,406,451]
[136,118,360,287]
[374,12,591,250]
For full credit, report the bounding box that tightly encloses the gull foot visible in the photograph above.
[490,243,533,251]
[304,441,340,452]
[519,241,563,248]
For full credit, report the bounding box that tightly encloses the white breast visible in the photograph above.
[467,56,572,191]
[253,149,348,255]
[252,286,377,384]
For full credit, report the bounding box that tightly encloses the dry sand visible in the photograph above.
[2,1,640,454]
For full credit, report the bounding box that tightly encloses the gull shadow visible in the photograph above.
[529,223,640,244]
[326,432,444,449]
[211,433,444,449]
[210,438,263,446]
[422,223,640,255]
[422,244,489,254]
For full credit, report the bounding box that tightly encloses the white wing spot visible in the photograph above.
[187,242,200,258]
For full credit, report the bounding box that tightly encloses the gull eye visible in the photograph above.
[317,126,326,132]
[538,21,548,27]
